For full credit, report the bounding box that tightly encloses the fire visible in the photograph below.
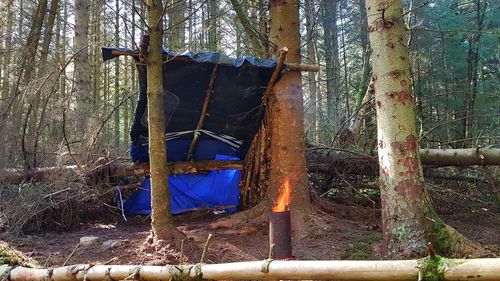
[272,176,292,212]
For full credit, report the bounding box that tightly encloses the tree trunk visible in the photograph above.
[321,0,339,130]
[229,0,268,57]
[38,0,61,74]
[167,0,185,51]
[207,0,218,51]
[366,0,485,258]
[267,0,312,238]
[74,0,91,133]
[304,0,318,142]
[114,0,121,149]
[462,0,485,147]
[145,0,183,241]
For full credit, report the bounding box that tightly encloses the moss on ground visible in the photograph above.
[345,235,382,260]
[0,244,25,266]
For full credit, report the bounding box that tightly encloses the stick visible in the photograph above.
[262,47,288,102]
[187,65,219,161]
[62,243,80,266]
[200,234,213,263]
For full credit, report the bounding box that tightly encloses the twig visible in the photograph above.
[180,239,185,265]
[43,188,71,199]
[62,108,81,169]
[62,243,80,266]
[199,234,213,263]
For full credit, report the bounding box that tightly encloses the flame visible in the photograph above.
[272,176,292,212]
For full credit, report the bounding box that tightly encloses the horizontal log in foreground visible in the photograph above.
[2,258,500,281]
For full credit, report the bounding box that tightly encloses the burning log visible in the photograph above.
[2,258,500,281]
[269,177,293,260]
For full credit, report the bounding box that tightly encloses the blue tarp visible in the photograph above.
[122,155,241,216]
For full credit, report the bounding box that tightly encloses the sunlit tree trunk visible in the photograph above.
[267,0,311,238]
[366,0,484,258]
[146,0,183,241]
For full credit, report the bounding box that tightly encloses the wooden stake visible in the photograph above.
[187,65,219,161]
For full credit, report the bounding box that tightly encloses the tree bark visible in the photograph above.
[38,0,61,74]
[113,0,121,149]
[167,0,185,51]
[145,0,183,241]
[366,0,484,258]
[304,0,318,142]
[74,0,91,132]
[321,0,339,129]
[229,0,268,57]
[267,0,312,238]
[462,0,485,147]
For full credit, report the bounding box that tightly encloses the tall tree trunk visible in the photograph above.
[146,0,183,241]
[229,0,268,57]
[462,0,485,147]
[167,0,185,51]
[114,0,121,149]
[74,0,91,133]
[366,0,484,258]
[321,0,339,134]
[355,0,370,110]
[22,0,49,82]
[38,0,61,74]
[304,0,318,142]
[207,0,218,51]
[268,0,311,238]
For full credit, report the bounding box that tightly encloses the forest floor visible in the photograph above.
[2,185,500,267]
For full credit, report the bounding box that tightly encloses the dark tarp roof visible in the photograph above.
[102,47,277,161]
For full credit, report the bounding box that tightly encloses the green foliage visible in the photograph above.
[418,255,446,281]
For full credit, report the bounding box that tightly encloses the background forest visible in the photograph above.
[0,0,498,170]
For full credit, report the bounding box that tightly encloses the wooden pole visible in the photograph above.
[262,47,288,102]
[2,258,500,281]
[187,65,219,161]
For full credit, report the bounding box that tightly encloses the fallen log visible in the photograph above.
[1,258,500,281]
[420,148,500,166]
[1,148,499,184]
[0,160,243,185]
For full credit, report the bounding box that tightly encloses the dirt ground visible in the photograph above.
[2,197,499,267]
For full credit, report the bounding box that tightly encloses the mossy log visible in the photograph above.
[1,258,500,281]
